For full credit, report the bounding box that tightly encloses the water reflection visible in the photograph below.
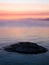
[0,27,49,43]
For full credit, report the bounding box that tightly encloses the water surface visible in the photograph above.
[0,27,49,65]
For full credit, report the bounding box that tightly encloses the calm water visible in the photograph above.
[0,27,49,65]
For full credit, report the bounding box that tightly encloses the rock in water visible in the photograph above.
[4,42,48,54]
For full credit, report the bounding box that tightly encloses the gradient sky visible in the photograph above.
[0,0,49,20]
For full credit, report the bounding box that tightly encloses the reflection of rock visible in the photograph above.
[4,42,48,54]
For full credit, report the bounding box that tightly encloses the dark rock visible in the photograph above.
[4,42,48,54]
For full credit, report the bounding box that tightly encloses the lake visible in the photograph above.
[0,27,49,65]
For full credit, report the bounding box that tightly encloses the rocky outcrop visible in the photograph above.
[4,42,48,54]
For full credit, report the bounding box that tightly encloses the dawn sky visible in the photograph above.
[0,0,49,20]
[0,0,49,4]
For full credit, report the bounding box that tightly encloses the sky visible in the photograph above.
[0,0,49,20]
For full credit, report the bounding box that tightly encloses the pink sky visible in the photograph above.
[0,0,49,20]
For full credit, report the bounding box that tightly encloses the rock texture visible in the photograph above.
[4,42,48,54]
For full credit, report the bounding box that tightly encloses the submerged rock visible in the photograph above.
[4,42,48,54]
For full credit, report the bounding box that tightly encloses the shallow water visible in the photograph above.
[0,27,49,65]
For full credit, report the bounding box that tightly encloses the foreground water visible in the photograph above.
[0,27,49,65]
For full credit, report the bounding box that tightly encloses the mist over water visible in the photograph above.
[0,27,49,45]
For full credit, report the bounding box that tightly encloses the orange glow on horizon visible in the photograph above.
[0,15,49,20]
[0,12,49,20]
[0,3,49,20]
